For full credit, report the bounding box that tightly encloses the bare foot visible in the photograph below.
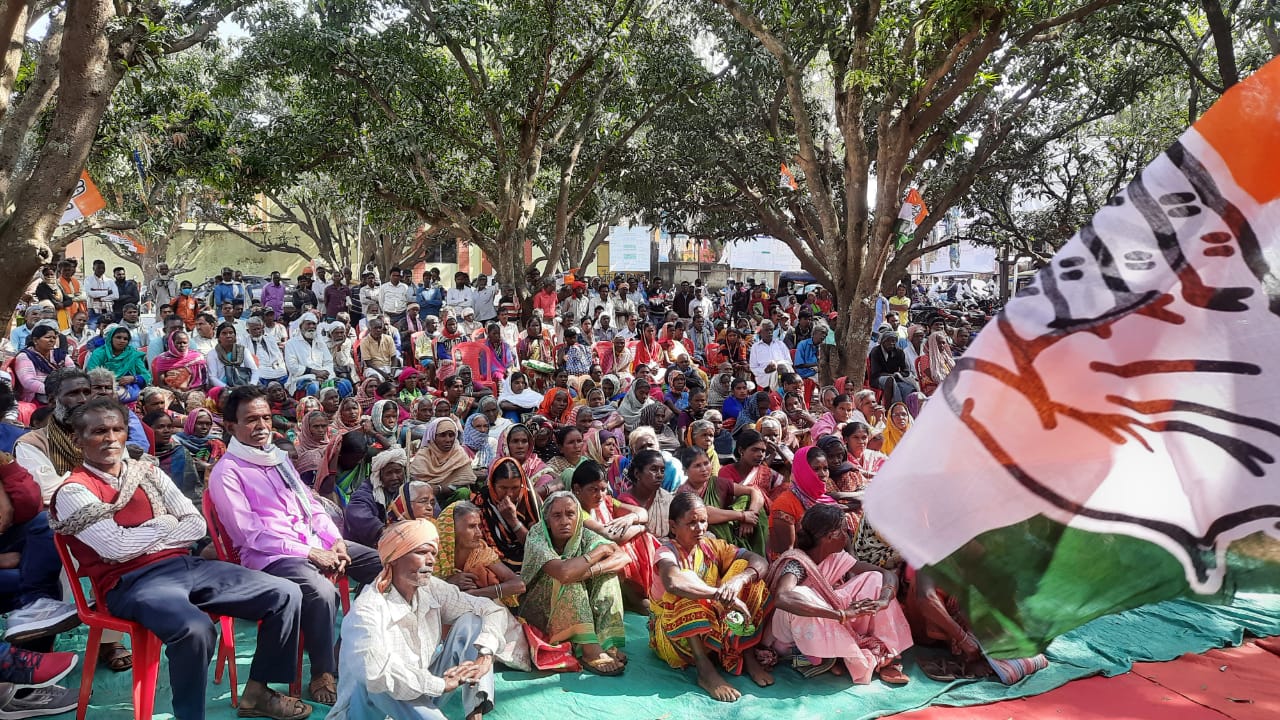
[0,552,19,569]
[607,647,628,664]
[696,665,741,702]
[744,651,774,688]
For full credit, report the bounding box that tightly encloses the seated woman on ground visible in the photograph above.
[437,500,527,605]
[676,446,768,558]
[571,460,654,612]
[520,491,630,676]
[650,492,774,702]
[766,503,912,684]
[471,457,540,574]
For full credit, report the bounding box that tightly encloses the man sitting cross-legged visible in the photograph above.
[330,519,503,720]
[50,397,311,720]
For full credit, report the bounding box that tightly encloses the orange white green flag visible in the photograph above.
[865,56,1280,659]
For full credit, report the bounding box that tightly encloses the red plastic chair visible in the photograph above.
[54,534,161,720]
[450,341,502,396]
[202,493,351,699]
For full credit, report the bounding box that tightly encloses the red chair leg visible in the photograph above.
[289,635,304,698]
[338,576,351,614]
[132,631,161,720]
[76,625,103,720]
[216,615,239,707]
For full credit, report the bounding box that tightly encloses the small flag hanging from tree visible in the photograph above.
[893,187,928,249]
[779,163,798,190]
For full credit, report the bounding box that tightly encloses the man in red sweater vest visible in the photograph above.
[51,398,312,720]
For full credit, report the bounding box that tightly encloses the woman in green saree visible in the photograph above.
[675,446,768,556]
[520,490,630,676]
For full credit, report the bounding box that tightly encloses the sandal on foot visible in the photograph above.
[583,655,625,676]
[98,642,132,672]
[237,690,313,720]
[307,674,337,705]
[606,647,628,664]
[879,663,910,685]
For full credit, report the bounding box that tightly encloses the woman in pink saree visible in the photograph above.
[766,503,912,684]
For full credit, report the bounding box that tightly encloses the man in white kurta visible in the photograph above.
[330,520,506,720]
[748,320,794,391]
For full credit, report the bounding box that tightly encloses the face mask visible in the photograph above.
[302,330,316,341]
[181,288,192,296]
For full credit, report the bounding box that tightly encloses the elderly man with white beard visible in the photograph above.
[284,312,353,397]
[330,518,505,720]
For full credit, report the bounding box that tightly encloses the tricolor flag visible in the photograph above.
[59,171,106,225]
[866,56,1280,659]
[102,231,145,255]
[893,187,928,249]
[779,163,798,191]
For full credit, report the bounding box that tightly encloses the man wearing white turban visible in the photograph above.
[284,312,352,396]
[331,519,506,720]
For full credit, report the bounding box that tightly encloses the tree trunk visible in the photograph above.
[0,0,124,332]
[827,290,877,388]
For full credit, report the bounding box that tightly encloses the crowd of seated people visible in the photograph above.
[0,264,1033,719]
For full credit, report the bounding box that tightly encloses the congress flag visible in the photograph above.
[59,171,106,225]
[865,56,1280,659]
[893,187,928,249]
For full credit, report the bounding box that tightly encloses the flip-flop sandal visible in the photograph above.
[583,655,625,676]
[237,690,313,720]
[879,663,911,685]
[98,642,133,672]
[606,647,629,664]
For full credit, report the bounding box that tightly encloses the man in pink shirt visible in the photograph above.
[209,385,382,707]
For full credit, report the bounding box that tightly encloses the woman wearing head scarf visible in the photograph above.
[916,330,955,398]
[174,406,226,482]
[766,503,913,684]
[881,402,913,455]
[496,423,555,490]
[634,403,675,455]
[520,490,629,676]
[769,446,849,560]
[343,447,408,547]
[436,500,526,608]
[617,377,653,433]
[331,396,363,433]
[353,376,380,413]
[397,367,423,404]
[535,387,574,427]
[152,329,209,392]
[293,410,335,483]
[143,410,200,501]
[462,412,497,470]
[86,324,151,404]
[497,371,543,423]
[471,456,539,573]
[368,398,401,449]
[734,390,773,437]
[408,417,476,502]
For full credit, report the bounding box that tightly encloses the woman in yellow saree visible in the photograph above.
[650,492,775,703]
